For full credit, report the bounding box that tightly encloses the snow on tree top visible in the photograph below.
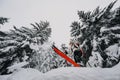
[100,26,120,33]
[8,62,29,72]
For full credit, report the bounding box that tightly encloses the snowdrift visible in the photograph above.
[1,62,120,80]
[7,68,44,80]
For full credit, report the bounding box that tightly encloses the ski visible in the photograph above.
[52,45,80,67]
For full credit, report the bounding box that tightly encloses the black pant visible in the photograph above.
[74,50,82,63]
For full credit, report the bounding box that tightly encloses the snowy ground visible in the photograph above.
[0,62,120,80]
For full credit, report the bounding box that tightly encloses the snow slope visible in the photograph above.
[1,62,120,80]
[45,66,120,80]
[7,68,44,80]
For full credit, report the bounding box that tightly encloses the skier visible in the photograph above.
[69,40,84,65]
[52,44,80,67]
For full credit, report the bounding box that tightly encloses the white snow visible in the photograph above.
[8,62,28,73]
[1,62,120,80]
[92,37,98,51]
[115,34,120,38]
[0,75,11,80]
[45,66,120,80]
[0,46,16,53]
[81,25,87,30]
[7,68,44,80]
[100,26,120,33]
[87,51,103,67]
[105,44,120,61]
[105,44,118,56]
[30,43,40,51]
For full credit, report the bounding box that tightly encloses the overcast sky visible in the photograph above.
[0,0,120,47]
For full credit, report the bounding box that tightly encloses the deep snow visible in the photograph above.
[0,62,120,80]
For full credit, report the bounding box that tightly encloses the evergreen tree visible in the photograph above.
[70,0,120,67]
[0,20,67,74]
[0,17,8,37]
[0,17,8,25]
[0,21,51,74]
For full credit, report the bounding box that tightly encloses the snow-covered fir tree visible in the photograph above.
[70,0,120,67]
[0,21,52,74]
[0,20,68,74]
[0,17,8,25]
